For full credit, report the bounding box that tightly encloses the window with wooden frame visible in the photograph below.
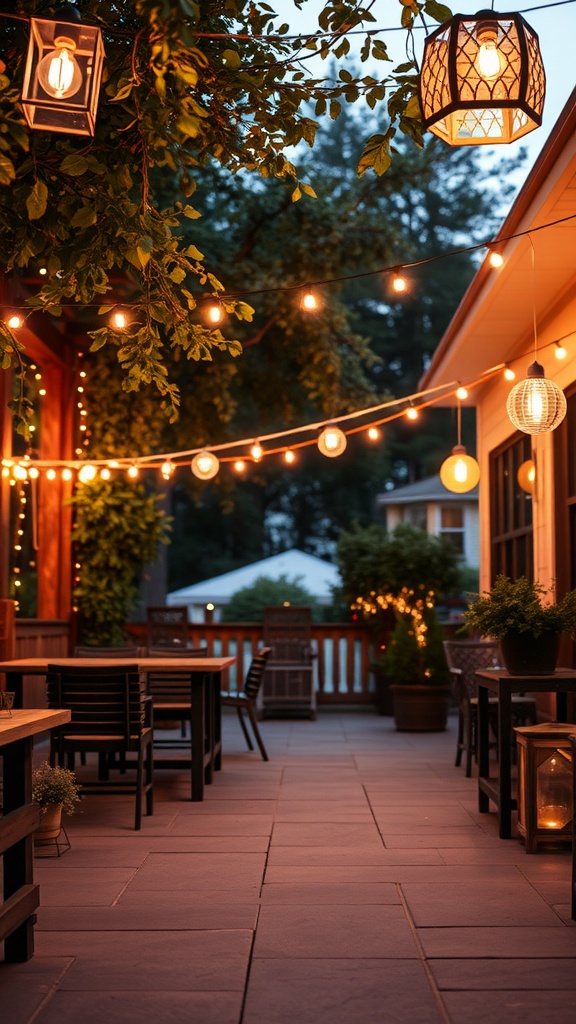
[490,433,533,582]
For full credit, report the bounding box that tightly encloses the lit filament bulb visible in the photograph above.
[234,460,246,473]
[555,343,567,360]
[504,366,516,381]
[488,251,504,269]
[475,24,503,80]
[161,461,175,480]
[284,450,295,464]
[38,36,82,99]
[7,315,22,329]
[367,427,380,441]
[207,304,222,324]
[251,442,263,462]
[405,406,419,421]
[112,311,127,329]
[391,273,407,294]
[127,464,139,479]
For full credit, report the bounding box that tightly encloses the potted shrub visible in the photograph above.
[32,762,82,844]
[384,607,451,731]
[462,575,576,675]
[336,521,460,720]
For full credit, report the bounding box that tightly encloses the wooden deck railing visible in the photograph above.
[125,621,376,705]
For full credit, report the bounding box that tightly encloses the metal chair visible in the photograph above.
[46,663,154,830]
[221,648,271,760]
[443,639,537,777]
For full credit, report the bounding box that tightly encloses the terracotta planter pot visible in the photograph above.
[34,803,63,845]
[390,684,450,732]
[500,630,561,676]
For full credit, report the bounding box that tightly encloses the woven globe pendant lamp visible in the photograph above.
[419,10,545,146]
[507,361,566,434]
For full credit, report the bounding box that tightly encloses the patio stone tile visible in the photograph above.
[265,846,444,869]
[33,990,243,1024]
[243,959,443,1024]
[260,882,400,904]
[0,957,73,1024]
[32,866,136,906]
[270,822,382,846]
[438,847,543,864]
[253,905,419,958]
[429,957,576,989]
[37,902,258,931]
[168,813,273,836]
[381,831,520,848]
[401,881,562,926]
[117,887,260,907]
[441,990,576,1024]
[124,851,266,889]
[34,930,252,990]
[419,926,576,959]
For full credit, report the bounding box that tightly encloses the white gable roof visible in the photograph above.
[166,549,340,607]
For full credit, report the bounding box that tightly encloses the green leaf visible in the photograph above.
[0,152,15,185]
[357,133,393,177]
[405,95,422,119]
[423,1,453,25]
[222,49,241,69]
[71,206,98,228]
[60,153,89,176]
[136,236,153,269]
[26,179,48,221]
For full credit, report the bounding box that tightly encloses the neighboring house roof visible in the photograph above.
[420,85,576,397]
[377,474,478,506]
[166,549,341,606]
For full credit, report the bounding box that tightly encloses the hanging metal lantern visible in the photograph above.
[21,7,105,136]
[506,361,566,434]
[419,10,545,146]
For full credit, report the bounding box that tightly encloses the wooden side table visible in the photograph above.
[0,709,70,961]
[475,667,576,839]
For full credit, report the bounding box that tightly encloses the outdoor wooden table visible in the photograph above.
[0,656,235,802]
[475,667,576,839]
[0,708,71,962]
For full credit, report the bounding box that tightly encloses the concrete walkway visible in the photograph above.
[2,709,575,1024]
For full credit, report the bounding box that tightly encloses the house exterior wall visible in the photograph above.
[382,497,479,568]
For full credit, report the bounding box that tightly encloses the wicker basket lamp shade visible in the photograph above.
[419,10,545,146]
[506,362,567,434]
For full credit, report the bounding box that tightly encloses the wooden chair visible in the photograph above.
[443,640,537,777]
[46,663,154,830]
[262,606,315,718]
[146,647,208,737]
[221,648,271,760]
[146,606,190,649]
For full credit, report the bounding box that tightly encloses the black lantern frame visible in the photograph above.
[515,723,574,854]
[21,13,105,136]
[419,10,545,146]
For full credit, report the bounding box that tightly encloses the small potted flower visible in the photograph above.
[32,762,82,844]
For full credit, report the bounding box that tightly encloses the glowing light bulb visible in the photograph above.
[456,386,468,400]
[191,451,219,480]
[161,460,175,480]
[251,442,263,462]
[13,464,28,480]
[555,343,567,360]
[112,311,127,329]
[28,466,39,479]
[7,315,22,329]
[100,467,111,480]
[78,463,97,483]
[504,366,516,381]
[127,464,139,479]
[475,24,503,80]
[46,468,56,481]
[405,406,419,421]
[207,304,222,324]
[234,460,246,473]
[62,468,73,481]
[318,425,347,458]
[301,291,318,311]
[37,36,82,99]
[488,251,504,269]
[284,450,295,464]
[391,273,407,294]
[367,427,380,441]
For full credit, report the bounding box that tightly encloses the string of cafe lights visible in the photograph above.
[2,216,575,486]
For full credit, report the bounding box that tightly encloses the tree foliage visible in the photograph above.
[221,574,320,622]
[0,0,454,433]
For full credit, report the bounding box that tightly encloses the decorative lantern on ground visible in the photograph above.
[21,5,105,136]
[515,723,574,853]
[419,10,545,146]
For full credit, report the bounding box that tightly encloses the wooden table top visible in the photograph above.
[0,708,71,745]
[0,656,236,673]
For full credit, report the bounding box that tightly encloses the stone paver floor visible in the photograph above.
[1,709,575,1024]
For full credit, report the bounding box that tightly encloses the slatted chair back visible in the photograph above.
[146,646,208,658]
[263,606,312,646]
[243,647,272,701]
[47,663,147,742]
[146,606,190,649]
[146,648,209,708]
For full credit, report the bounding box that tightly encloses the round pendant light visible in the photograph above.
[506,362,566,435]
[517,459,535,494]
[440,444,480,494]
[318,425,347,458]
[191,450,220,480]
[419,10,545,146]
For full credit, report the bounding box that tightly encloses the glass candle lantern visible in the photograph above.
[515,723,574,853]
